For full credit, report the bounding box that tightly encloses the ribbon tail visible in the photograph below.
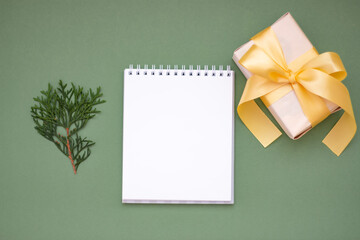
[237,75,285,147]
[323,113,357,156]
[238,101,282,147]
[298,69,357,156]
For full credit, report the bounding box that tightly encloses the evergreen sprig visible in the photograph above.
[31,80,105,174]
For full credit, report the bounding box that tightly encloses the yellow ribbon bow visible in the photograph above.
[238,27,356,156]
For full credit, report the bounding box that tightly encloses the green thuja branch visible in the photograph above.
[31,80,105,174]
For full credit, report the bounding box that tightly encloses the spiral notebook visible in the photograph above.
[122,65,234,204]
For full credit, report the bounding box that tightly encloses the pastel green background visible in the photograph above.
[1,0,359,239]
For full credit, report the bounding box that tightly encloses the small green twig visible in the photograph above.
[31,80,105,174]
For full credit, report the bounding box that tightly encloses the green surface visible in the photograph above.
[1,0,360,239]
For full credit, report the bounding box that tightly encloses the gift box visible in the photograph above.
[233,12,356,155]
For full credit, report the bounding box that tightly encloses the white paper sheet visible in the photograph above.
[122,67,234,204]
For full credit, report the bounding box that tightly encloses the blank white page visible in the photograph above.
[122,66,234,204]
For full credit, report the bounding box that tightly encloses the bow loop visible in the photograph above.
[240,45,289,84]
[300,52,347,81]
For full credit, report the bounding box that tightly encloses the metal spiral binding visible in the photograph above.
[227,65,231,76]
[219,65,223,77]
[189,65,193,76]
[127,65,233,77]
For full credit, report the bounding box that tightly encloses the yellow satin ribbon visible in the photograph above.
[237,27,357,156]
